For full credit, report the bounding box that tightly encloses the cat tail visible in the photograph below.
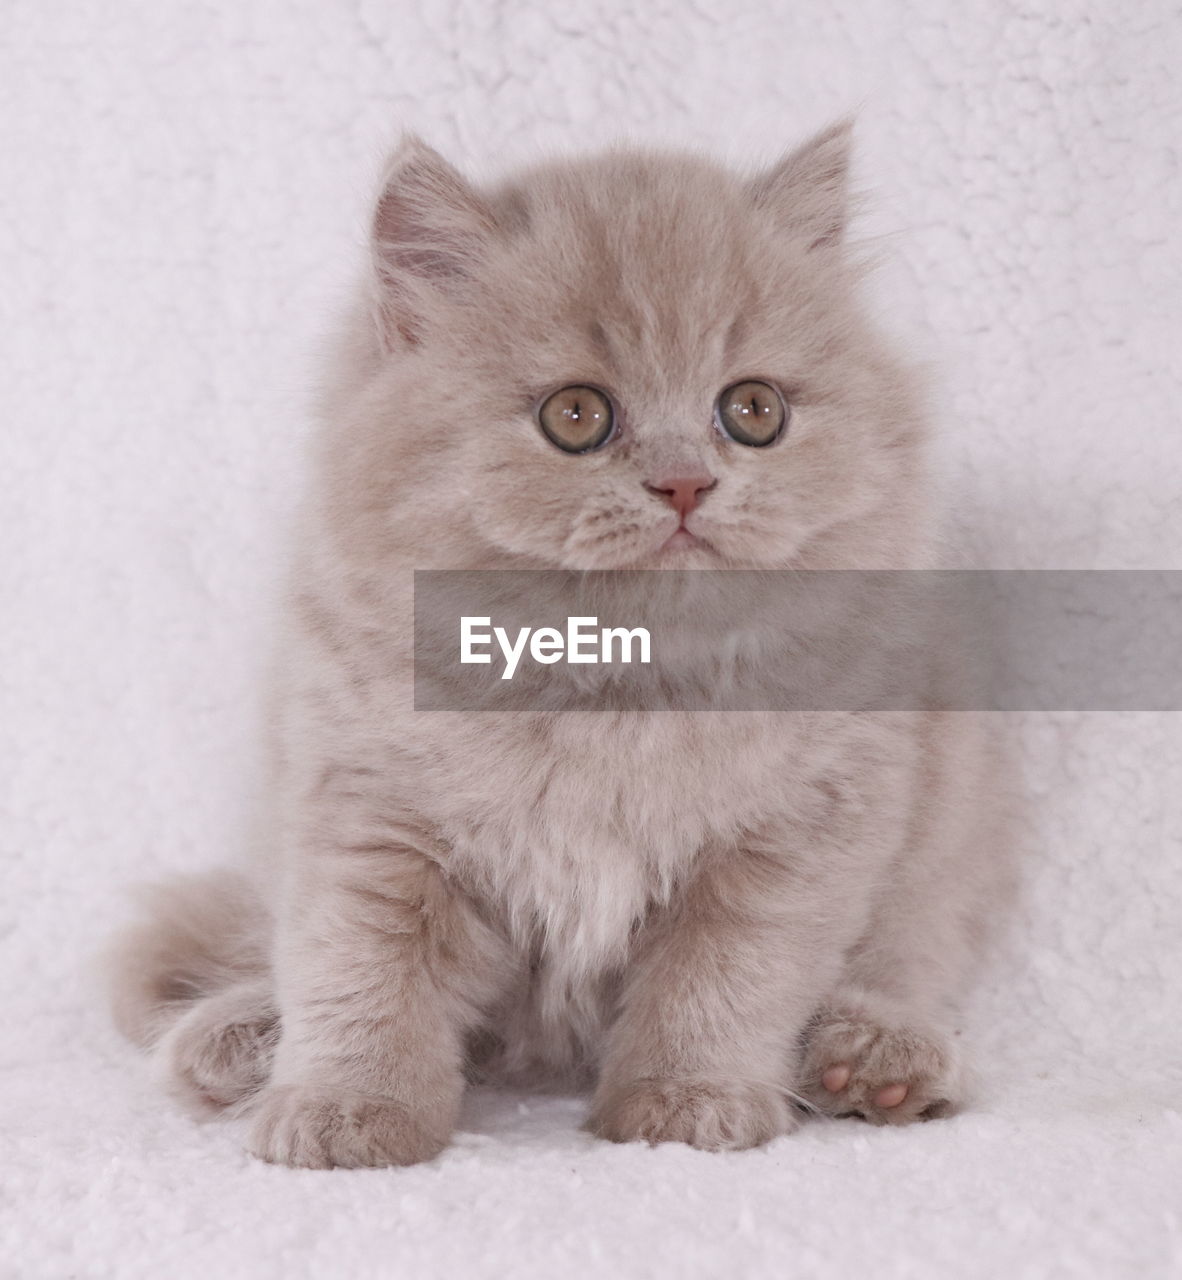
[105,869,270,1050]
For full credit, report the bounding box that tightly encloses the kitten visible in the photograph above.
[108,122,1005,1167]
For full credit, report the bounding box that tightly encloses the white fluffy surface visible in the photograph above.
[4,2,1181,1276]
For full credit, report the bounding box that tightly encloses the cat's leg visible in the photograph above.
[799,715,1004,1126]
[587,841,872,1152]
[799,869,983,1125]
[247,842,512,1169]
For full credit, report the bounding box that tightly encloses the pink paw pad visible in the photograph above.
[804,1015,959,1125]
[873,1082,909,1109]
[822,1064,851,1093]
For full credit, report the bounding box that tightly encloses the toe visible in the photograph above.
[822,1064,851,1093]
[874,1082,909,1109]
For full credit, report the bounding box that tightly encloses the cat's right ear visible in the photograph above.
[370,136,494,349]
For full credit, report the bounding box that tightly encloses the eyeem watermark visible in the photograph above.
[415,570,1182,710]
[460,616,652,680]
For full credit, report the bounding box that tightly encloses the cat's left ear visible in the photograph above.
[370,135,495,347]
[750,118,854,251]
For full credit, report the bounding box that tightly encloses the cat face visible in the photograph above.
[330,124,929,572]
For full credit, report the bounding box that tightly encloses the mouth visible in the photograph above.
[663,527,698,550]
[562,519,719,571]
[658,522,713,557]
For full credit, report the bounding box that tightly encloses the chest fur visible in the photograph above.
[422,712,802,975]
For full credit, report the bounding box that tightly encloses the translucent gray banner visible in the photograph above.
[412,571,1182,711]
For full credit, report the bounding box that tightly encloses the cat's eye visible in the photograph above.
[715,380,787,447]
[537,385,616,453]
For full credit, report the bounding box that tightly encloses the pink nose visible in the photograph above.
[643,472,717,519]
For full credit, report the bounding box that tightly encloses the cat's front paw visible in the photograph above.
[588,1077,795,1151]
[247,1084,451,1169]
[800,1011,963,1126]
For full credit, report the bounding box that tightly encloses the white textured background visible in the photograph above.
[3,2,1181,1277]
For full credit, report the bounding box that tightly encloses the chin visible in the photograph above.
[605,542,716,572]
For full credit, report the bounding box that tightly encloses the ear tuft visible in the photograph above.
[371,136,493,347]
[750,118,855,251]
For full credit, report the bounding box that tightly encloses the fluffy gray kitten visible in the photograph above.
[109,122,1004,1168]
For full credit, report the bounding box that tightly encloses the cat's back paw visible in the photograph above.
[247,1084,451,1169]
[799,1008,964,1126]
[588,1077,797,1151]
[156,981,278,1114]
